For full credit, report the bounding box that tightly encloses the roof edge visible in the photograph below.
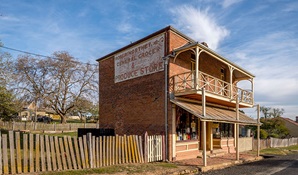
[97,26,195,62]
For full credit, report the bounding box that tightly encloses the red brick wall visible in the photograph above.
[168,31,190,51]
[98,28,192,160]
[99,56,165,135]
[199,52,231,82]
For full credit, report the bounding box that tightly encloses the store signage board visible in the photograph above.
[114,34,165,83]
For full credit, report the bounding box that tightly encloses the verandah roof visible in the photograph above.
[171,99,258,125]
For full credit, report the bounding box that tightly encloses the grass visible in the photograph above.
[260,144,298,155]
[40,163,178,175]
[40,131,78,137]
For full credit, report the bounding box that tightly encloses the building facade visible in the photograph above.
[97,26,257,161]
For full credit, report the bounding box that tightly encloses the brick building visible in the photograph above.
[97,26,258,162]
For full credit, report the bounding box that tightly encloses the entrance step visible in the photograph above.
[208,149,227,158]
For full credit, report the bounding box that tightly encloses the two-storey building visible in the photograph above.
[97,26,257,162]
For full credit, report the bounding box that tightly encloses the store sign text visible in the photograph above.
[114,34,165,83]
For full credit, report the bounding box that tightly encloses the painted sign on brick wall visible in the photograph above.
[114,34,165,83]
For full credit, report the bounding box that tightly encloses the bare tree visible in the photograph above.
[15,51,98,123]
[260,106,271,119]
[270,108,285,118]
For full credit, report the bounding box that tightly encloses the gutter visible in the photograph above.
[163,52,175,161]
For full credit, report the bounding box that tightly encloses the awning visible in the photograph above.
[171,99,258,125]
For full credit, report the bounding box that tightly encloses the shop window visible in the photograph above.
[218,123,234,138]
[176,107,198,141]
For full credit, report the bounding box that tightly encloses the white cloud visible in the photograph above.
[171,5,229,50]
[222,31,298,119]
[221,0,243,8]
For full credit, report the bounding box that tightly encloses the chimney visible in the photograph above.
[201,42,209,47]
[296,116,298,123]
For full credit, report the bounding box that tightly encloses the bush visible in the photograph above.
[260,129,268,139]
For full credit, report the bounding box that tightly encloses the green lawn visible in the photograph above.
[40,163,178,175]
[260,144,298,155]
[40,131,78,137]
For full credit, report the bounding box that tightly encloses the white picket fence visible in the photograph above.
[270,137,298,148]
[144,132,165,162]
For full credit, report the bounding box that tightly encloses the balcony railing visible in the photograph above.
[169,71,253,105]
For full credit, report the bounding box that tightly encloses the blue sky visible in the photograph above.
[0,0,298,120]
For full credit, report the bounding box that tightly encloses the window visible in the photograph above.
[219,123,234,138]
[176,107,198,141]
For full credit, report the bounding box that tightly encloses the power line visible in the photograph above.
[0,45,98,66]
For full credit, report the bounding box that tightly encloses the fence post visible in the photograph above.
[9,131,16,174]
[35,134,40,172]
[54,136,62,171]
[2,134,8,174]
[83,135,89,168]
[87,133,93,168]
[73,137,82,169]
[162,135,165,161]
[78,137,86,169]
[144,132,148,163]
[139,135,144,163]
[40,135,46,172]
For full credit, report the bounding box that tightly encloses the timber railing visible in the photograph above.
[169,71,253,105]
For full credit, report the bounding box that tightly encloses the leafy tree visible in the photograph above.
[260,117,289,138]
[14,51,98,123]
[259,129,268,139]
[72,97,93,122]
[0,41,22,120]
[0,86,19,120]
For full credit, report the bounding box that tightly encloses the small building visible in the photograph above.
[279,117,298,137]
[19,102,57,121]
[97,26,258,161]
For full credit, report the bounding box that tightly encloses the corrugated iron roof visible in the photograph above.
[171,99,257,125]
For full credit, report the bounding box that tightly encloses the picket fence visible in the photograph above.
[270,137,298,148]
[0,131,150,174]
[252,137,298,150]
[145,134,164,162]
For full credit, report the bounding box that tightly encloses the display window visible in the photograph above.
[176,107,199,141]
[213,123,234,138]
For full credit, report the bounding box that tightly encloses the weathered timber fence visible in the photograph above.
[0,131,145,174]
[0,121,98,131]
[252,137,298,150]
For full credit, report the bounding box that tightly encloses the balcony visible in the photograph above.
[169,71,254,108]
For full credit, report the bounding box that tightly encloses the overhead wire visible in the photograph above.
[0,45,98,66]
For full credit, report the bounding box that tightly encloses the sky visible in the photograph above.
[0,0,298,120]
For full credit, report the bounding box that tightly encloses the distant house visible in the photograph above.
[18,102,58,121]
[279,117,298,137]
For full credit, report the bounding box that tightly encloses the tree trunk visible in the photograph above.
[60,115,67,124]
